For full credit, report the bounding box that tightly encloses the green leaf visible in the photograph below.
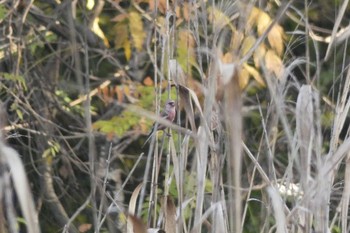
[16,109,23,121]
[0,4,7,21]
[1,72,27,91]
[176,30,197,73]
[10,103,24,120]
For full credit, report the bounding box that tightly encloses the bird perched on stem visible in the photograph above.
[142,99,176,147]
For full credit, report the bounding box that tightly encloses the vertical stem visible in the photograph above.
[79,5,98,229]
[224,70,242,233]
[304,0,310,83]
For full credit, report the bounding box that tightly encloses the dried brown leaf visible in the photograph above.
[78,223,92,233]
[148,0,166,14]
[164,196,176,233]
[127,184,145,233]
[143,76,154,86]
[116,86,124,103]
[178,86,196,132]
[183,2,191,22]
[128,215,147,233]
[128,183,143,215]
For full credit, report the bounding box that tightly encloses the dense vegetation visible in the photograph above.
[1,0,350,232]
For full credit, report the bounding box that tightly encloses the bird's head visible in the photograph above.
[166,100,176,108]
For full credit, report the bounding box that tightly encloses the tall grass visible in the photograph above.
[125,1,350,233]
[1,0,350,232]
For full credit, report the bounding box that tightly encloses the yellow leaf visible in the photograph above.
[114,23,128,50]
[246,6,260,33]
[265,50,284,78]
[111,13,128,22]
[241,36,256,56]
[207,6,235,31]
[222,52,234,63]
[124,39,131,61]
[253,44,266,68]
[268,25,284,56]
[231,30,244,51]
[243,63,265,87]
[238,68,250,89]
[86,0,94,10]
[92,18,110,47]
[119,212,127,224]
[177,30,196,72]
[129,11,145,51]
[16,109,23,120]
[257,11,271,36]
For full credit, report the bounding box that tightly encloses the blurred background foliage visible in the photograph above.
[0,0,349,232]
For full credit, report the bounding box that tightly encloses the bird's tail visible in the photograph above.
[142,130,154,148]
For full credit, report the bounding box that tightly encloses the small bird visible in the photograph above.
[142,99,176,147]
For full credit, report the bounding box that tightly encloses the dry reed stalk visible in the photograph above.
[223,66,242,233]
[1,143,41,233]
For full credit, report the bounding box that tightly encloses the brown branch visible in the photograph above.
[28,4,105,49]
[88,0,105,28]
[39,157,79,233]
[28,80,80,233]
